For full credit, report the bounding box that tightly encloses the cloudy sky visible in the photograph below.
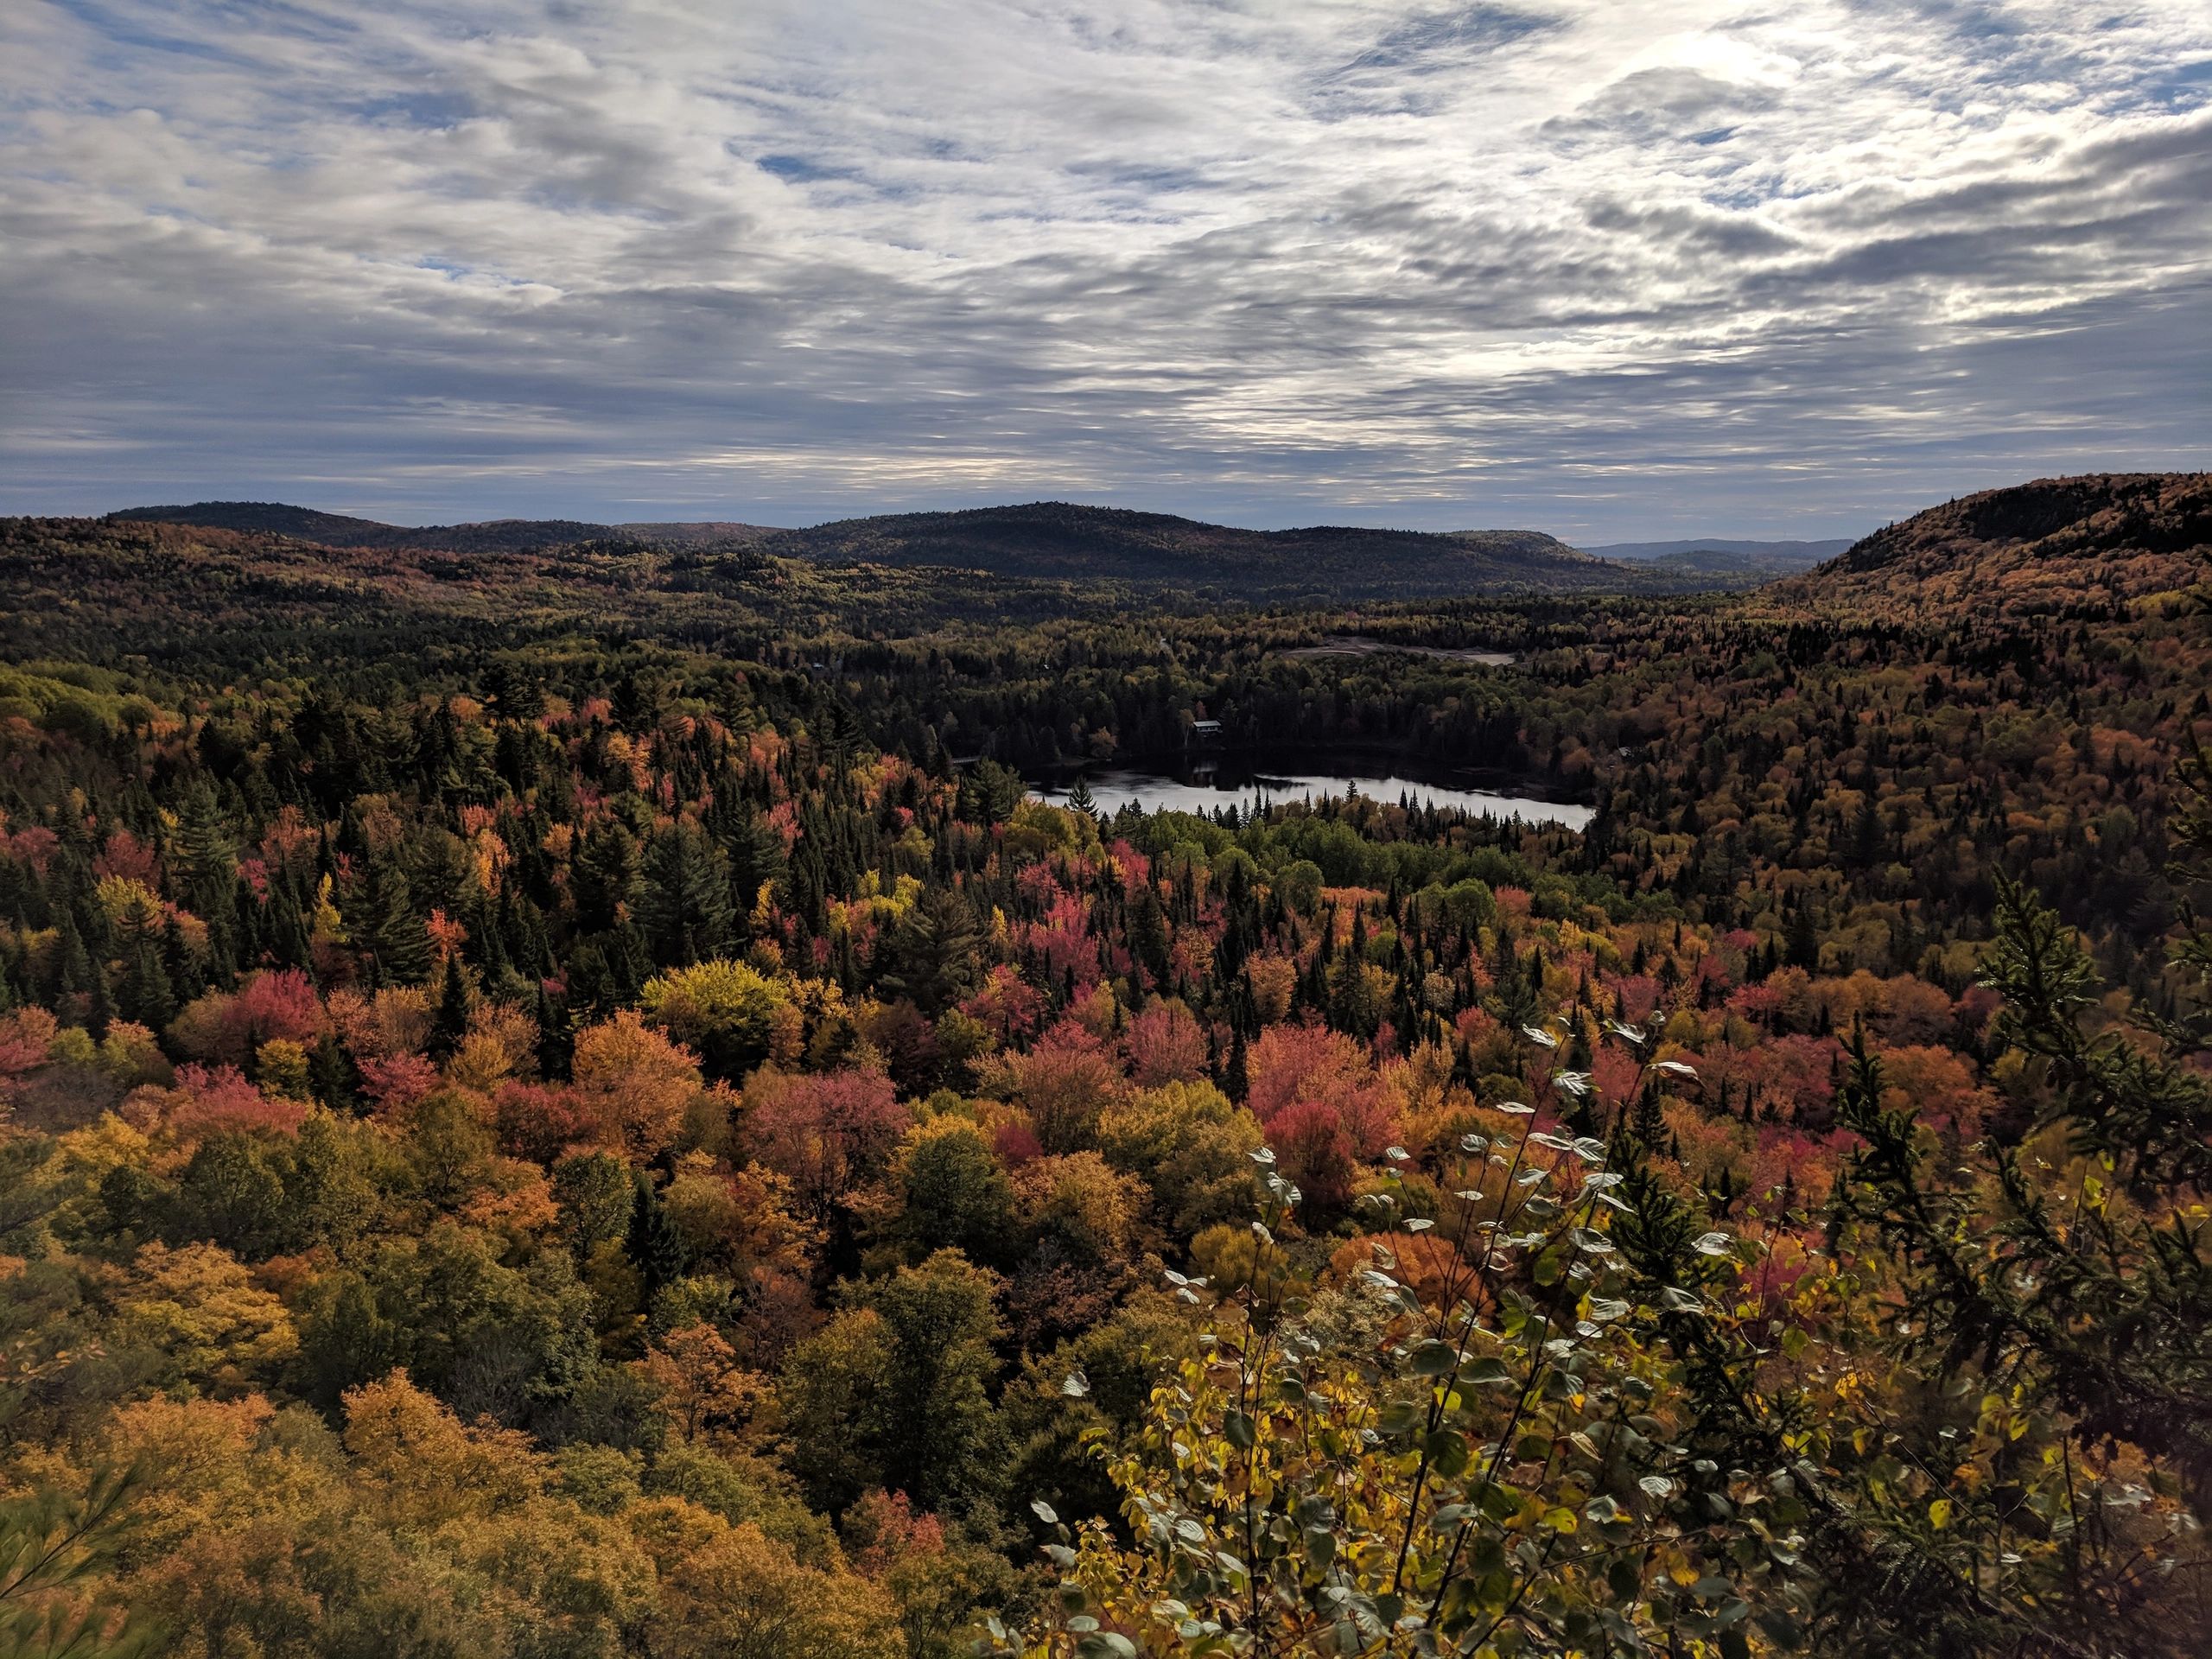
[2,1,2208,540]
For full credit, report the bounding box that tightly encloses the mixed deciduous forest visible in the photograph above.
[0,471,2207,1658]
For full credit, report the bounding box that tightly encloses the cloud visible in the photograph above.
[0,0,2206,540]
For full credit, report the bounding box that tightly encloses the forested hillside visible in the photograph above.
[0,475,2206,1658]
[92,499,1729,602]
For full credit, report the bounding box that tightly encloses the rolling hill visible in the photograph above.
[1577,537,1850,582]
[757,502,1611,595]
[103,499,1683,599]
[95,480,2212,618]
[107,502,638,555]
[1580,535,1849,567]
[1780,472,2211,616]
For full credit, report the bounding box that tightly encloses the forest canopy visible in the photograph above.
[0,472,2207,1659]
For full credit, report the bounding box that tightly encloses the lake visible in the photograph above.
[1029,757,1593,829]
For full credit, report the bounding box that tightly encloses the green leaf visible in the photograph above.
[1377,1402,1424,1435]
[1409,1340,1460,1376]
[1478,1482,1522,1522]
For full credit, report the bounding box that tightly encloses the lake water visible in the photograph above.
[1030,759,1592,829]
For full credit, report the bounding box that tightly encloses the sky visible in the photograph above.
[2,2,2208,543]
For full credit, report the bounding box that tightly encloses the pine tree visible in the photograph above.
[84,957,115,1042]
[1785,896,1820,970]
[354,851,429,987]
[309,1035,362,1113]
[171,780,240,983]
[429,953,470,1062]
[535,982,575,1082]
[571,820,640,934]
[878,887,984,1015]
[625,1171,688,1302]
[1129,885,1172,990]
[717,798,785,936]
[114,914,175,1031]
[635,822,734,968]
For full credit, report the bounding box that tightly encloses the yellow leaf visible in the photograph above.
[1929,1498,1954,1530]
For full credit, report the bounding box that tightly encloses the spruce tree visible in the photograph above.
[635,822,734,968]
[354,850,429,987]
[624,1172,688,1303]
[429,953,470,1062]
[535,982,575,1082]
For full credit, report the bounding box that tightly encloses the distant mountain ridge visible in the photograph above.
[61,474,2212,632]
[761,502,1604,593]
[1578,536,1850,582]
[108,501,652,555]
[1579,536,1852,565]
[105,498,1688,599]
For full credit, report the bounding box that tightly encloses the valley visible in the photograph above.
[0,472,2205,1658]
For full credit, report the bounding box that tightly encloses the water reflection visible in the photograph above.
[1028,759,1592,830]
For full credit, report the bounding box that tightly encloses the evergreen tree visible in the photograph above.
[353,850,429,987]
[429,953,469,1062]
[625,1171,688,1302]
[877,887,984,1015]
[114,912,175,1031]
[717,798,785,936]
[1785,895,1821,970]
[571,820,640,934]
[635,821,734,968]
[1224,1025,1249,1103]
[535,982,575,1082]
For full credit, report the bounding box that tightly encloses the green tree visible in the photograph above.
[893,1119,1017,1265]
[626,1171,690,1303]
[637,822,735,969]
[572,820,641,934]
[428,951,470,1063]
[867,1249,1008,1513]
[1822,835,2212,1655]
[877,888,983,1016]
[352,849,428,987]
[639,958,790,1081]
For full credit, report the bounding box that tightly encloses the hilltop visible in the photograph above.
[108,501,651,556]
[1782,472,2211,616]
[763,502,1607,595]
[91,478,2212,620]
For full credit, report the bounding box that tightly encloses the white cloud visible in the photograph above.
[1,0,2206,538]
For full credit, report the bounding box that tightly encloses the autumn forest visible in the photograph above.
[0,471,2208,1659]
